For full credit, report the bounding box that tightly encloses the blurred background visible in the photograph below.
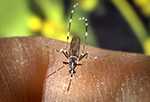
[0,0,150,55]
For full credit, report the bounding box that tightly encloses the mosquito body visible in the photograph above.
[47,1,88,92]
[61,35,88,77]
[59,1,88,78]
[59,35,88,91]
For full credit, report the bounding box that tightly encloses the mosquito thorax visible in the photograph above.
[68,56,78,66]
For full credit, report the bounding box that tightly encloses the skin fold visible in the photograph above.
[0,37,150,102]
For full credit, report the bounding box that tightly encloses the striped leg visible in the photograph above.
[66,2,79,49]
[79,17,88,57]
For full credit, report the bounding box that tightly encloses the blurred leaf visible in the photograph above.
[36,0,64,24]
[0,0,32,37]
[112,0,148,44]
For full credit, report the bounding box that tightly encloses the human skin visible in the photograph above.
[0,37,150,102]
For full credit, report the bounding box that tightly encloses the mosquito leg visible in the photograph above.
[83,18,88,53]
[79,52,88,61]
[65,2,79,49]
[79,17,88,54]
[61,50,69,59]
[47,65,65,78]
[63,61,69,64]
[67,74,73,92]
[46,61,68,79]
[56,48,69,59]
[67,70,79,92]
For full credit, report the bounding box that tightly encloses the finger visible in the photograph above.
[0,37,51,102]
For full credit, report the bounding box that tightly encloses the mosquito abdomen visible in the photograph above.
[69,35,80,57]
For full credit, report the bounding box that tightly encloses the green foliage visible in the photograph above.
[0,0,32,37]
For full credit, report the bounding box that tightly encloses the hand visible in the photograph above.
[0,37,49,102]
[0,37,150,102]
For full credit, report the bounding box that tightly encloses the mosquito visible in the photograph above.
[47,1,88,92]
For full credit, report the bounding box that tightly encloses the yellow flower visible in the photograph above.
[80,0,98,11]
[142,3,150,16]
[134,0,150,16]
[28,16,42,32]
[144,38,150,55]
[134,0,150,7]
[42,21,69,42]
